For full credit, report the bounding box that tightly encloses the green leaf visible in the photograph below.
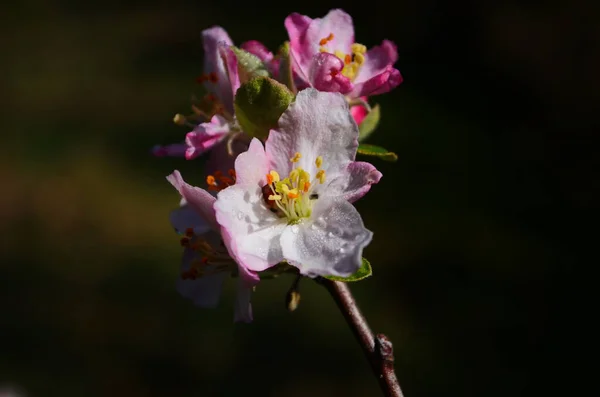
[358,104,381,142]
[325,258,372,282]
[234,76,294,139]
[277,41,296,93]
[357,143,398,162]
[231,46,270,84]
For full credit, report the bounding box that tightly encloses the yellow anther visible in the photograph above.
[206,175,216,186]
[319,46,328,53]
[344,54,352,64]
[315,156,323,168]
[290,169,299,182]
[280,184,290,194]
[300,169,310,183]
[354,52,365,65]
[287,189,299,199]
[316,169,326,184]
[351,43,367,54]
[290,152,302,163]
[334,50,345,60]
[342,63,359,80]
[303,181,311,192]
[268,194,282,201]
[269,170,280,183]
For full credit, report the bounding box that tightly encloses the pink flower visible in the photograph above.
[213,89,381,278]
[198,26,240,116]
[154,27,270,160]
[285,9,403,99]
[167,172,258,323]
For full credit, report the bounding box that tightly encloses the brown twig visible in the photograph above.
[318,278,403,397]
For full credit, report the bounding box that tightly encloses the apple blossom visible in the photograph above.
[154,27,271,160]
[285,9,402,99]
[213,89,381,278]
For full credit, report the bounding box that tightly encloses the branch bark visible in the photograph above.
[318,278,403,397]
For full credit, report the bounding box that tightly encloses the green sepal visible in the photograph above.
[358,104,381,142]
[324,258,372,282]
[234,76,294,139]
[277,41,296,94]
[357,143,398,162]
[231,46,270,84]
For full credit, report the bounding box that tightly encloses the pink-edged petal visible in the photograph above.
[202,27,235,113]
[350,98,369,125]
[286,10,355,84]
[285,13,314,82]
[266,88,358,181]
[152,143,187,157]
[233,279,253,323]
[177,247,227,308]
[308,52,353,94]
[169,204,212,235]
[220,227,260,286]
[241,40,273,63]
[185,136,222,160]
[167,170,219,231]
[354,40,399,83]
[233,138,269,186]
[338,161,383,203]
[350,65,403,97]
[184,115,231,160]
[218,43,240,109]
[280,197,372,278]
[309,9,354,55]
[215,185,287,273]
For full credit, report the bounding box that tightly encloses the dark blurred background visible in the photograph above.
[1,0,596,396]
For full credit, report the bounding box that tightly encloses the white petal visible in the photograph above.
[266,89,359,180]
[167,170,219,231]
[281,197,372,278]
[215,185,287,272]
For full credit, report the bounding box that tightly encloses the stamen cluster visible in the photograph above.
[264,153,326,223]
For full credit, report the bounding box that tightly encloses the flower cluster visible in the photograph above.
[154,9,402,322]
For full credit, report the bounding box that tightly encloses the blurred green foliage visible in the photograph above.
[2,1,594,396]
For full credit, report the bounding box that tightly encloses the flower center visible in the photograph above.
[319,33,367,81]
[263,153,327,223]
[179,228,235,280]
